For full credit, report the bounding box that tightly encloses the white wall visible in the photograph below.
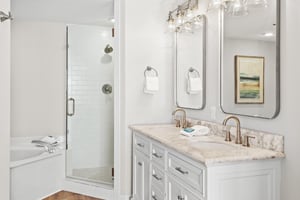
[0,0,11,198]
[11,21,66,137]
[121,0,300,199]
[121,0,176,194]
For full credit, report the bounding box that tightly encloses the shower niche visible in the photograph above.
[66,25,114,185]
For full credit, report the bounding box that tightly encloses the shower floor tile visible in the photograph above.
[43,191,102,200]
[72,166,113,184]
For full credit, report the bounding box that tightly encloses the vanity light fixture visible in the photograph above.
[166,0,199,31]
[207,0,268,16]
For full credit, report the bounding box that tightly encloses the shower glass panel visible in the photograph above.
[66,25,114,185]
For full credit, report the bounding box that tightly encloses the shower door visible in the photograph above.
[66,25,114,185]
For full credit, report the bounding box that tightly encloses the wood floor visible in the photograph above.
[43,191,102,200]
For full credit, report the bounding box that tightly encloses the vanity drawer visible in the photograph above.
[134,133,150,156]
[167,176,202,200]
[167,153,204,196]
[151,185,165,200]
[151,143,166,168]
[151,164,165,192]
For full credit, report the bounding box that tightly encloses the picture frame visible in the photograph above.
[235,55,264,104]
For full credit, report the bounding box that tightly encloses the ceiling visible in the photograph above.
[224,0,277,42]
[11,0,114,25]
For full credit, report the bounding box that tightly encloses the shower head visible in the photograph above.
[104,44,113,54]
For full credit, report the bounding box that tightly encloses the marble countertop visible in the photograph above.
[129,124,285,166]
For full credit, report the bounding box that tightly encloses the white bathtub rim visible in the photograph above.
[10,136,65,168]
[10,150,63,169]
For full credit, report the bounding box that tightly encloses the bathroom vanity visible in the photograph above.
[130,124,284,200]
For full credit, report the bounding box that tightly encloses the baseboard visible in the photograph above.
[119,194,131,200]
[38,189,61,200]
[62,179,114,200]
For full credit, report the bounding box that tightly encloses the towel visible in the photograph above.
[187,77,202,95]
[144,76,159,94]
[180,125,210,137]
[40,136,64,144]
[41,136,57,144]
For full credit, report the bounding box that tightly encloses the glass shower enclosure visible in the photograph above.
[66,24,114,185]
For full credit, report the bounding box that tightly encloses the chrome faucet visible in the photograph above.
[222,115,242,144]
[172,108,187,128]
[32,140,57,153]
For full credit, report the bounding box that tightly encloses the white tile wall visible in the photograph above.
[67,25,114,169]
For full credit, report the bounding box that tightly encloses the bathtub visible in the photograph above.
[10,137,65,200]
[10,145,62,168]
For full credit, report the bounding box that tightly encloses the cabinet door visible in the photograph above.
[168,176,202,200]
[168,176,183,200]
[133,150,150,200]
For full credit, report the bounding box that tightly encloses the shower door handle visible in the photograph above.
[67,98,75,116]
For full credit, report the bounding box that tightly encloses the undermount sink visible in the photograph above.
[189,140,238,151]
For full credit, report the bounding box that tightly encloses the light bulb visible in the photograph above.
[176,16,184,25]
[186,8,194,18]
[168,22,175,30]
[167,12,176,31]
[176,10,185,25]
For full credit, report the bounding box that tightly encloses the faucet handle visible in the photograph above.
[242,135,255,147]
[223,125,232,142]
[174,119,181,127]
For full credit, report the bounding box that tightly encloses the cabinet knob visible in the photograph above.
[138,162,143,166]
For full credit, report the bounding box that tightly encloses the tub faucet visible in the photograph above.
[222,115,242,144]
[32,140,57,153]
[172,108,187,128]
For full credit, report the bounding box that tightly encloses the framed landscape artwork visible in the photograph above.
[235,55,264,104]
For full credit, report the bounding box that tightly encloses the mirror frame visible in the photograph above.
[219,1,280,119]
[175,15,207,110]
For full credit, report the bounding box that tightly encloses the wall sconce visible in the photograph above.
[166,0,199,32]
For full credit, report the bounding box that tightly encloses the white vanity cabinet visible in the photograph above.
[132,131,281,200]
[133,134,150,200]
